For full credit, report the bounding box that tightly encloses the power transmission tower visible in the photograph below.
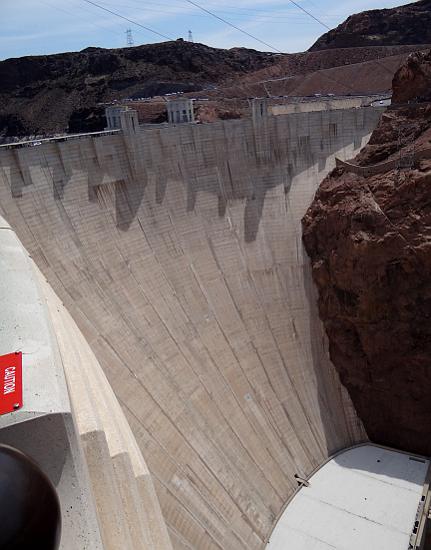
[188,30,193,42]
[126,28,134,47]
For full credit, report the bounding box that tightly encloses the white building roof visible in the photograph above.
[267,444,429,550]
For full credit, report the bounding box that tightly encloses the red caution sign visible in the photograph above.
[0,352,22,415]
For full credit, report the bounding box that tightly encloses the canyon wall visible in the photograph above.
[303,51,431,458]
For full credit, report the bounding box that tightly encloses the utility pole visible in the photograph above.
[188,30,193,42]
[126,28,134,47]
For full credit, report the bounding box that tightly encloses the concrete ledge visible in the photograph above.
[0,218,103,549]
[336,147,431,177]
[38,266,173,550]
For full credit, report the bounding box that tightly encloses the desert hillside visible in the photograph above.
[0,40,278,138]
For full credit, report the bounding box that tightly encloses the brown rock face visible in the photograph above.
[392,50,431,103]
[310,0,431,51]
[302,51,431,456]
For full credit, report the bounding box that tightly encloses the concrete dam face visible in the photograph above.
[0,108,382,549]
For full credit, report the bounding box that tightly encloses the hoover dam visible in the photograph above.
[0,103,429,549]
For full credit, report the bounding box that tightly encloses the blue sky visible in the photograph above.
[2,0,409,60]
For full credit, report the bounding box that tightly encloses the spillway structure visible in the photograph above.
[0,103,428,549]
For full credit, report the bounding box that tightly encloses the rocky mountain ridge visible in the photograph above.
[0,42,423,140]
[0,40,278,138]
[311,0,431,51]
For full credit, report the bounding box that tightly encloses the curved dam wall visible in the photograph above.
[0,108,381,549]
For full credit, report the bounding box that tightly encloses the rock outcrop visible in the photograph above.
[0,40,278,138]
[302,50,431,456]
[392,49,431,103]
[310,0,431,51]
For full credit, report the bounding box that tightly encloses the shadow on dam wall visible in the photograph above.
[0,107,383,550]
[6,108,378,243]
[114,111,375,241]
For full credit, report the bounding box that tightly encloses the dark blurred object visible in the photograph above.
[0,444,61,549]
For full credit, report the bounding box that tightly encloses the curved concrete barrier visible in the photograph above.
[0,218,172,549]
[335,147,431,177]
[38,271,173,550]
[0,218,103,549]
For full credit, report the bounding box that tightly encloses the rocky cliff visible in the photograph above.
[302,50,431,456]
[310,0,431,51]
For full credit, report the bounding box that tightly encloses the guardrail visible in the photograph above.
[0,129,121,150]
[336,147,431,177]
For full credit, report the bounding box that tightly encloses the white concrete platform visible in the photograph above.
[267,445,429,550]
